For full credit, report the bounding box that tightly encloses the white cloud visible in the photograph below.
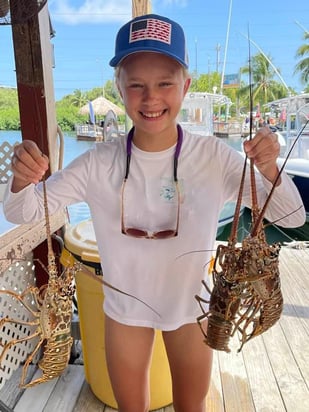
[48,0,188,25]
[49,0,132,25]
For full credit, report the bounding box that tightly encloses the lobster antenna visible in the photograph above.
[264,204,304,228]
[248,25,254,142]
[247,25,260,228]
[251,119,309,236]
[227,24,251,244]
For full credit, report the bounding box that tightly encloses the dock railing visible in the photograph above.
[213,121,243,137]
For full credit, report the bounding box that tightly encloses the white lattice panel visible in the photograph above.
[0,254,40,390]
[0,141,18,184]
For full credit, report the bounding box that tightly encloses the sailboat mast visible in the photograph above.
[220,0,233,95]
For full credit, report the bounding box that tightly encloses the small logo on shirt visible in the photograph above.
[160,177,184,203]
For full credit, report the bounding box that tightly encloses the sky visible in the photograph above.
[0,0,308,101]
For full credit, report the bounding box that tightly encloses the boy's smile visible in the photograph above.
[117,52,191,150]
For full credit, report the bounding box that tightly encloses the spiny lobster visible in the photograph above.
[0,178,77,387]
[0,175,159,387]
[195,40,307,352]
[195,119,307,353]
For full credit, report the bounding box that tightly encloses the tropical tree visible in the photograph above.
[190,72,221,94]
[0,87,18,108]
[85,87,102,102]
[238,53,287,115]
[294,32,309,87]
[0,88,20,129]
[70,89,87,108]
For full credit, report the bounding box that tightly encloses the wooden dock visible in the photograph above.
[0,244,308,412]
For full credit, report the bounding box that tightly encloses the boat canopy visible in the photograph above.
[265,94,309,160]
[179,92,232,136]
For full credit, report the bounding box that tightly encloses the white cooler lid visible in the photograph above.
[64,219,100,263]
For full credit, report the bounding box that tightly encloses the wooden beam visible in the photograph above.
[10,0,59,174]
[9,1,64,287]
[132,0,152,18]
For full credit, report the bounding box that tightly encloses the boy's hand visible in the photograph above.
[243,127,281,184]
[11,140,49,192]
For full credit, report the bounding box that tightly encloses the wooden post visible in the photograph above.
[10,0,63,287]
[132,0,152,18]
[10,0,59,174]
[124,0,152,132]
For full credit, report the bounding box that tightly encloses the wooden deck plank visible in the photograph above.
[42,365,85,412]
[241,334,286,411]
[280,247,309,291]
[278,248,309,390]
[279,250,309,334]
[262,323,309,412]
[14,365,84,412]
[278,307,309,385]
[73,379,175,412]
[72,381,107,411]
[0,365,37,409]
[242,270,309,412]
[13,370,58,412]
[217,338,255,412]
[280,248,309,295]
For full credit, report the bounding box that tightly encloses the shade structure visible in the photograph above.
[79,96,125,116]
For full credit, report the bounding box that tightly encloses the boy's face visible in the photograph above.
[117,52,191,137]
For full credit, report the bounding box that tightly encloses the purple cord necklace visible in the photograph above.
[124,124,183,182]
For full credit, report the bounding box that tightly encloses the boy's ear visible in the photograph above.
[116,86,124,102]
[184,77,191,95]
[115,80,122,98]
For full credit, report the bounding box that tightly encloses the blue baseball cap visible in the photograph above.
[109,14,189,68]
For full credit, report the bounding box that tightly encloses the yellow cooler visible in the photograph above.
[63,219,173,410]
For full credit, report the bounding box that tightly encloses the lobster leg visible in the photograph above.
[0,288,42,318]
[236,299,262,351]
[0,317,39,329]
[0,329,41,369]
[20,337,45,388]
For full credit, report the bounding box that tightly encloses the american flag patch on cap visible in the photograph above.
[129,18,171,44]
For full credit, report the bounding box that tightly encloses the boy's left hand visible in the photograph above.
[243,126,281,184]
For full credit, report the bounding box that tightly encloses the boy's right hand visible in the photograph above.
[11,140,49,192]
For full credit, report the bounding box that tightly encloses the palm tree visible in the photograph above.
[70,89,87,108]
[238,53,286,114]
[294,32,309,86]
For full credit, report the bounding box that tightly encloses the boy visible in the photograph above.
[4,14,305,412]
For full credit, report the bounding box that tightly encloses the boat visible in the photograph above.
[76,98,125,141]
[75,110,123,142]
[265,93,309,222]
[179,92,233,137]
[75,123,104,141]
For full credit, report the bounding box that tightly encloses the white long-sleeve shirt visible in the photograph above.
[3,130,305,330]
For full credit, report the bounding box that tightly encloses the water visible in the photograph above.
[0,130,244,165]
[0,130,94,167]
[1,131,307,242]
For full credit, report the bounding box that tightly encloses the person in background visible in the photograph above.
[3,14,305,412]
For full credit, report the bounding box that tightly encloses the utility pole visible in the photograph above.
[216,43,221,72]
[195,38,198,89]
